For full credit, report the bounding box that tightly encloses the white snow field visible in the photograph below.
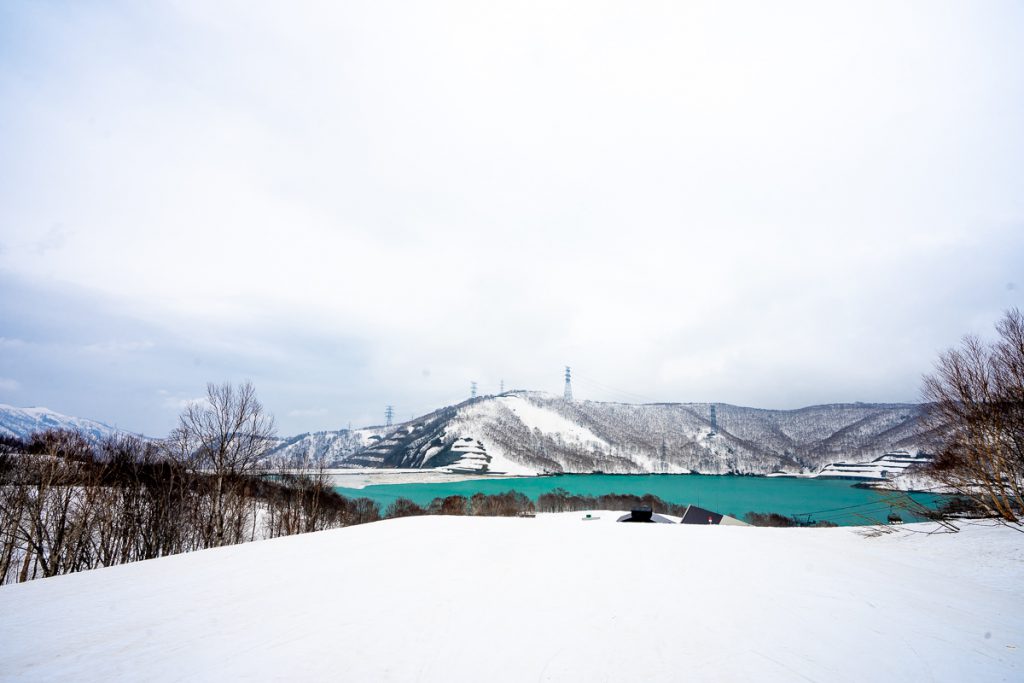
[1,515,1021,682]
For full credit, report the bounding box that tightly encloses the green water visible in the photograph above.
[334,474,950,526]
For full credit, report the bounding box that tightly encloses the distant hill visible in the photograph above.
[2,393,938,474]
[264,427,387,464]
[269,392,940,475]
[0,404,125,442]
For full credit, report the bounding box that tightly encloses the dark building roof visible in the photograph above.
[616,507,675,524]
[620,507,653,523]
[679,505,724,525]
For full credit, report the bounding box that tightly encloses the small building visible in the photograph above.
[616,507,675,524]
[614,505,749,525]
[679,504,749,526]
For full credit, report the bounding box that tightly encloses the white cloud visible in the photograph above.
[0,1,1022,431]
[161,396,206,412]
[0,378,20,392]
[83,340,156,354]
[287,408,328,418]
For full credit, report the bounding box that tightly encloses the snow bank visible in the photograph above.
[1,515,1021,681]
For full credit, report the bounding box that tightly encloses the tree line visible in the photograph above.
[534,488,690,516]
[383,491,534,518]
[0,381,379,585]
[0,428,380,585]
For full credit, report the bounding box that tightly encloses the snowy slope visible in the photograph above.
[817,450,934,480]
[0,516,1020,681]
[1,394,932,475]
[273,392,935,475]
[0,404,125,442]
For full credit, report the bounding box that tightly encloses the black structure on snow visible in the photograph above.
[679,505,724,525]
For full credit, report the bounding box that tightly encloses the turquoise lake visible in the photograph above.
[334,474,950,526]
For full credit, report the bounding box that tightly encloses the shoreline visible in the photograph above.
[326,468,530,489]
[326,468,946,494]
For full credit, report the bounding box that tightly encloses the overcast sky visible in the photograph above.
[1,1,1022,436]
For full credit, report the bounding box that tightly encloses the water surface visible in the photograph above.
[335,474,949,526]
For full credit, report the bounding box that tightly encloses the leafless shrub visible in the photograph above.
[427,495,469,515]
[745,512,796,527]
[535,488,687,516]
[384,497,424,518]
[469,491,533,516]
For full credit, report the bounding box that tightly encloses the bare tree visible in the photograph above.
[167,381,277,546]
[384,498,424,518]
[923,308,1024,524]
[0,397,398,585]
[0,437,25,583]
[14,431,96,580]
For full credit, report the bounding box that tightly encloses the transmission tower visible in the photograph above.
[709,404,717,434]
[563,366,573,401]
[385,405,394,427]
[500,379,504,394]
[471,381,477,399]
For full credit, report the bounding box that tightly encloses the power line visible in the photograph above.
[792,486,949,518]
[571,372,660,403]
[396,388,492,420]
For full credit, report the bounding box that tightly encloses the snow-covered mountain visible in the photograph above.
[263,427,388,464]
[1,393,937,475]
[0,404,124,442]
[271,392,938,475]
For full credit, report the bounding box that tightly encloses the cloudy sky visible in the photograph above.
[1,1,1022,436]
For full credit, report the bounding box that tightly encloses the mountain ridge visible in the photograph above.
[267,391,938,475]
[0,404,126,442]
[1,394,938,475]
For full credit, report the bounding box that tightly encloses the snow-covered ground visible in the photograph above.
[766,451,945,492]
[1,515,1021,681]
[874,469,953,493]
[497,394,607,446]
[815,450,933,480]
[325,467,525,489]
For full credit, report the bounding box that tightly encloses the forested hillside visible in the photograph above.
[270,392,936,475]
